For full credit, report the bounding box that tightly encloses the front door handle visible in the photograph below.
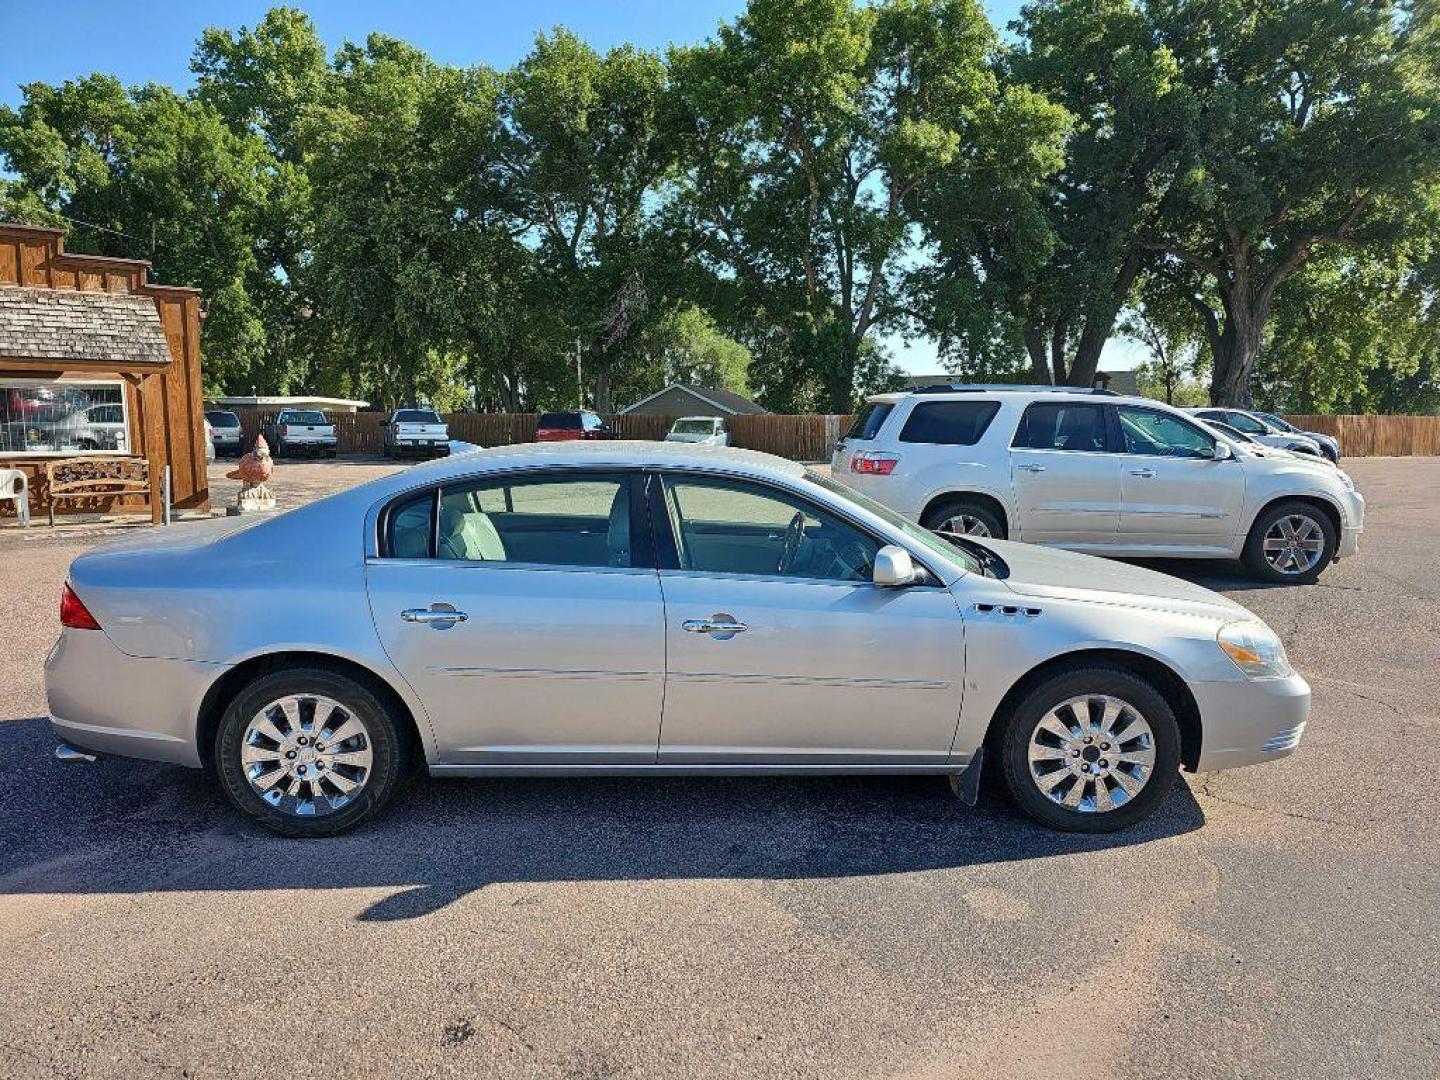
[1128,467,1157,478]
[682,614,749,637]
[401,605,468,625]
[1017,463,1046,473]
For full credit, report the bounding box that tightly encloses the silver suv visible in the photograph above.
[833,386,1364,583]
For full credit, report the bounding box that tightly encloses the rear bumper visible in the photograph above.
[44,628,226,768]
[1191,671,1311,772]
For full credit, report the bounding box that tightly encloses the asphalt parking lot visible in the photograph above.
[1,455,1436,1079]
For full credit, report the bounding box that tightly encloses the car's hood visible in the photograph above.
[978,539,1251,621]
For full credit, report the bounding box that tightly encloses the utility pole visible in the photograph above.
[575,338,583,408]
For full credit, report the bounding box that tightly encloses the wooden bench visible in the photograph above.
[45,457,151,526]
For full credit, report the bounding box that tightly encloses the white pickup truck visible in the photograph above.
[263,409,338,458]
[382,408,450,459]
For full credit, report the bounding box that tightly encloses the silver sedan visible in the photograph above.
[46,442,1309,836]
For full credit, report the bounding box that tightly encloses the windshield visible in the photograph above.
[803,470,981,576]
[671,419,717,434]
[1256,411,1296,433]
[396,409,441,423]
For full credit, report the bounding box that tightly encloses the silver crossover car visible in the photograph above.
[47,443,1309,836]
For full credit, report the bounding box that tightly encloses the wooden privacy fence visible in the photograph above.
[216,407,1440,460]
[222,409,857,461]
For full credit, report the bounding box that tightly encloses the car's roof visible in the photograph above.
[866,388,1172,410]
[397,439,807,485]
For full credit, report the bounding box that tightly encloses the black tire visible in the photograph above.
[921,497,1007,540]
[1242,499,1337,585]
[999,665,1181,833]
[271,438,283,458]
[214,666,408,837]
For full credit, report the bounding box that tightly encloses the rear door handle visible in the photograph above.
[401,606,468,625]
[682,615,749,637]
[1017,463,1046,473]
[1128,468,1157,478]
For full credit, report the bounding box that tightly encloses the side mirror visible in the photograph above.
[873,544,917,587]
[1211,441,1233,461]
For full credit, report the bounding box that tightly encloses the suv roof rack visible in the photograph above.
[908,383,1119,396]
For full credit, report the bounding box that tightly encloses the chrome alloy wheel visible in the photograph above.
[1027,695,1156,813]
[240,694,373,817]
[940,514,992,538]
[1262,514,1326,576]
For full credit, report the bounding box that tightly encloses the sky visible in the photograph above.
[0,0,1142,374]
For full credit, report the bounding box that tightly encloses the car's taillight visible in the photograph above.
[851,451,899,475]
[280,424,290,436]
[394,423,402,434]
[60,583,100,630]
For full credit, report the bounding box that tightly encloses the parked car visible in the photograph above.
[1250,410,1342,463]
[205,410,245,457]
[833,386,1363,584]
[49,442,1309,837]
[383,408,450,459]
[1188,408,1326,459]
[664,416,731,445]
[204,416,216,464]
[534,410,617,441]
[262,409,338,458]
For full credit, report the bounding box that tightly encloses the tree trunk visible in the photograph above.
[594,368,612,414]
[1024,325,1053,384]
[1209,302,1262,407]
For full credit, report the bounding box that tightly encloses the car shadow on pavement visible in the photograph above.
[0,716,1205,921]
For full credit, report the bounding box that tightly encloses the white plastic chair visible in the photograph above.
[0,468,31,527]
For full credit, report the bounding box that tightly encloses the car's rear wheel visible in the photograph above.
[999,667,1181,833]
[1243,500,1336,584]
[215,667,407,837]
[921,497,1007,540]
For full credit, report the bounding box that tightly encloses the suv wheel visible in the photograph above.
[215,667,408,837]
[1000,666,1181,833]
[1243,500,1336,584]
[921,498,1006,540]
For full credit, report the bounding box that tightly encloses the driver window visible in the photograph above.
[662,476,880,583]
[1117,407,1216,459]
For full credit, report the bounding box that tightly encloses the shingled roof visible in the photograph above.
[0,286,171,366]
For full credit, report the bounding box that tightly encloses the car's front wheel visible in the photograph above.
[1242,500,1337,584]
[215,666,408,837]
[999,666,1181,833]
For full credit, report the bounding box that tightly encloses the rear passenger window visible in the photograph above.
[845,403,894,440]
[386,491,435,559]
[898,401,1000,445]
[1012,403,1110,452]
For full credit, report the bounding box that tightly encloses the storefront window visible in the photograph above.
[0,381,129,455]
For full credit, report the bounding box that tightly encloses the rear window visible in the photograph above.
[1012,403,1109,452]
[396,409,441,423]
[537,412,581,429]
[898,401,1000,446]
[671,419,717,434]
[206,411,241,428]
[282,410,327,425]
[845,402,895,441]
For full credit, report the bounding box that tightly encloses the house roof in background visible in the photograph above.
[622,383,768,415]
[0,286,172,367]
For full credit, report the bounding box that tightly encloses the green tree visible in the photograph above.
[671,0,1067,410]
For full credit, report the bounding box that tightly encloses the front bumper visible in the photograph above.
[1190,671,1311,772]
[45,627,227,768]
[1336,489,1365,559]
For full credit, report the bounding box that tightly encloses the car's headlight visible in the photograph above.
[1217,621,1292,679]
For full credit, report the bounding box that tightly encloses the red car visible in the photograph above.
[534,411,618,441]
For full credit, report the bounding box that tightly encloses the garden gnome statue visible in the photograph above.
[226,433,276,514]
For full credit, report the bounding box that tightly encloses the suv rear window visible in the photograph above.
[396,409,441,423]
[206,411,241,428]
[537,412,581,429]
[845,402,894,440]
[898,401,1000,446]
[1012,403,1110,452]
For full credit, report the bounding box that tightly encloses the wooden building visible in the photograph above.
[0,222,208,521]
